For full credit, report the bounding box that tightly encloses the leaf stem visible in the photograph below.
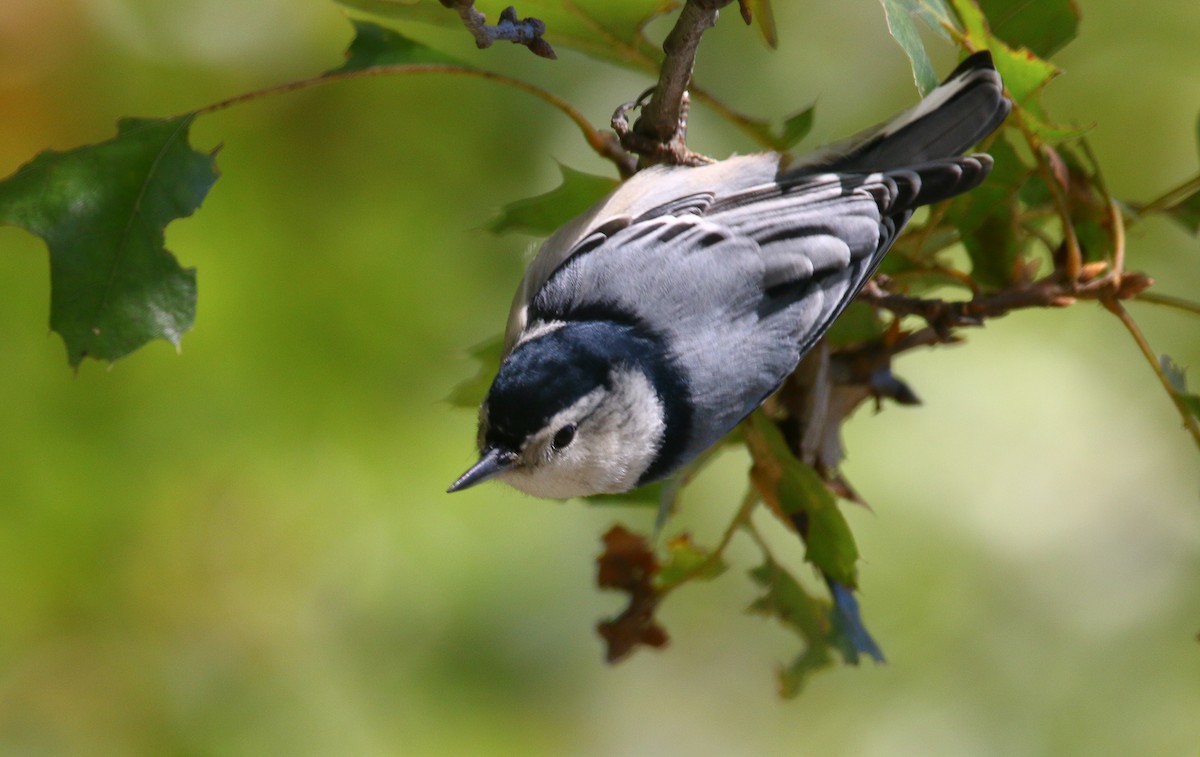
[1135,172,1200,218]
[190,64,635,175]
[1102,299,1200,450]
[561,0,661,71]
[657,486,760,597]
[1135,291,1200,316]
[1077,138,1127,276]
[1012,109,1083,280]
[687,86,787,150]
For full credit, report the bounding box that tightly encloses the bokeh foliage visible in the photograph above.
[0,0,1198,750]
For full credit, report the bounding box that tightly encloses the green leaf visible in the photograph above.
[485,164,618,236]
[0,116,216,366]
[747,558,835,698]
[585,482,663,508]
[1163,188,1200,235]
[947,132,1028,231]
[960,204,1021,289]
[447,333,504,408]
[655,533,726,589]
[1161,354,1189,393]
[976,0,1079,59]
[335,0,679,71]
[738,0,778,49]
[717,105,816,152]
[949,0,1058,107]
[879,0,957,95]
[1018,106,1090,144]
[1161,355,1200,420]
[824,301,885,348]
[778,104,816,150]
[946,133,1028,288]
[328,17,466,74]
[743,413,859,587]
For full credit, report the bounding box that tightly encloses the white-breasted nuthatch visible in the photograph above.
[449,52,1010,499]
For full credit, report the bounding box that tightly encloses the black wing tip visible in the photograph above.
[874,153,997,210]
[945,50,997,82]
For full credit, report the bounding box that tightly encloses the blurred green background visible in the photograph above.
[1,1,1198,754]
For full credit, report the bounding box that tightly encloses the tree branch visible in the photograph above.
[857,267,1154,341]
[614,0,735,168]
[440,1,557,59]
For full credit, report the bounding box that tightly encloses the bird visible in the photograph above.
[449,51,1010,499]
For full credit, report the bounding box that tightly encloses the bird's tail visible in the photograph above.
[790,51,1011,175]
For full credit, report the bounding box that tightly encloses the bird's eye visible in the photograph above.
[551,424,577,451]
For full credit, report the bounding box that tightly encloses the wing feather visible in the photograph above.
[525,156,993,460]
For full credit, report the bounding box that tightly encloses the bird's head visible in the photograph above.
[447,321,668,499]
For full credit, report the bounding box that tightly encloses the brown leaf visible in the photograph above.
[596,524,658,590]
[595,525,669,662]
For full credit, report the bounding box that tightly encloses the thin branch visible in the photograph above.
[1136,291,1200,316]
[1075,137,1127,277]
[1108,196,1127,278]
[616,0,735,167]
[562,0,661,71]
[190,64,634,177]
[1102,300,1200,449]
[439,1,556,59]
[858,265,1155,338]
[635,0,731,142]
[1134,172,1200,218]
[688,84,787,150]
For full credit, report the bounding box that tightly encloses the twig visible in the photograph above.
[439,1,556,59]
[635,0,731,142]
[857,267,1154,340]
[615,0,735,167]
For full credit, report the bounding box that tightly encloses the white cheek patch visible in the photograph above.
[501,367,667,499]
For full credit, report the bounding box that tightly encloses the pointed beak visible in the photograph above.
[447,447,517,493]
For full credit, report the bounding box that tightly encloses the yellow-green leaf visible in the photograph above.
[739,0,778,49]
[950,0,1058,107]
[743,412,859,587]
[977,0,1079,59]
[655,533,726,589]
[486,164,618,236]
[328,17,466,74]
[447,333,504,408]
[747,558,834,697]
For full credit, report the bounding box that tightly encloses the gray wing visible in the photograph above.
[504,51,1009,353]
[502,154,782,352]
[528,158,991,461]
